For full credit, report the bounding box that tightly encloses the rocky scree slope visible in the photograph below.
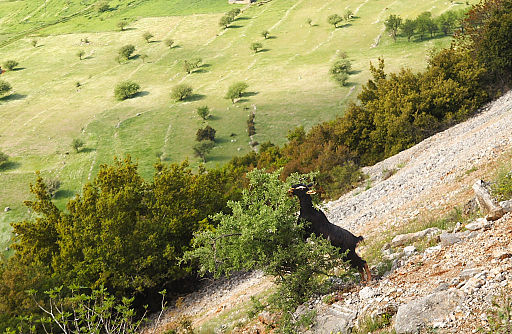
[153,90,512,333]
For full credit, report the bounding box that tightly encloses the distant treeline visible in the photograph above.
[1,0,512,331]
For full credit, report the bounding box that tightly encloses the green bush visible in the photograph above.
[3,60,18,71]
[196,125,216,142]
[196,105,210,120]
[171,84,193,101]
[114,80,141,100]
[225,81,249,103]
[118,44,135,60]
[0,80,12,98]
[142,32,153,43]
[250,42,262,53]
[0,151,8,167]
[327,14,343,28]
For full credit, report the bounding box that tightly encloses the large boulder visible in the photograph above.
[472,180,504,221]
[390,228,440,247]
[394,288,464,334]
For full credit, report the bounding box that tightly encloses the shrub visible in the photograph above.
[193,140,215,162]
[196,125,216,142]
[31,39,37,47]
[3,60,18,71]
[196,105,210,120]
[43,177,61,198]
[225,81,249,103]
[114,80,141,100]
[0,80,12,98]
[328,14,343,28]
[306,17,312,26]
[250,42,262,53]
[142,32,153,43]
[492,165,512,201]
[119,44,135,60]
[261,30,270,39]
[171,84,193,101]
[165,39,174,49]
[71,138,85,153]
[219,15,233,28]
[97,2,110,13]
[117,20,128,31]
[77,50,85,60]
[330,58,352,86]
[183,58,202,74]
[0,151,8,167]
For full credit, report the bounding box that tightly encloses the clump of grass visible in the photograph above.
[491,163,512,201]
[481,291,512,333]
[354,313,392,334]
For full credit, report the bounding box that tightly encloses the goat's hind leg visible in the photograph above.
[346,249,371,283]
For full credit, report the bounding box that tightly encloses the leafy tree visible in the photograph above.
[140,53,148,63]
[330,58,352,86]
[437,11,457,35]
[261,30,270,39]
[0,80,12,98]
[142,32,153,43]
[114,81,141,101]
[227,8,241,20]
[185,169,347,329]
[118,44,135,60]
[31,39,37,47]
[171,84,193,101]
[327,14,343,28]
[344,9,354,21]
[197,105,210,120]
[401,19,416,41]
[225,81,249,103]
[43,177,61,198]
[77,50,85,60]
[0,151,8,167]
[306,17,312,26]
[415,11,433,40]
[71,138,85,153]
[3,60,18,71]
[385,14,402,41]
[287,126,306,143]
[193,140,215,162]
[183,58,202,74]
[165,39,174,49]
[117,20,128,31]
[250,42,262,53]
[196,125,216,142]
[219,15,233,28]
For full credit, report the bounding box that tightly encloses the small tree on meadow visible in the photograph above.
[183,58,202,74]
[401,19,416,41]
[197,105,210,120]
[117,21,128,31]
[196,125,216,142]
[250,42,262,53]
[344,9,354,21]
[43,177,61,198]
[193,140,215,162]
[140,54,148,63]
[165,39,174,49]
[385,14,402,41]
[306,17,313,26]
[77,50,85,60]
[225,82,248,103]
[328,14,343,28]
[31,39,38,47]
[330,58,352,86]
[114,81,141,100]
[3,60,18,71]
[219,15,233,29]
[0,80,12,98]
[261,30,270,39]
[0,151,8,168]
[119,44,135,60]
[142,32,153,43]
[171,84,193,101]
[71,138,85,153]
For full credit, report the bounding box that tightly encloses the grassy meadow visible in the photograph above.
[0,0,472,252]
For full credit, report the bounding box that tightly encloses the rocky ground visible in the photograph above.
[150,91,512,333]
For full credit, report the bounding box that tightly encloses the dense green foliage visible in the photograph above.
[196,105,210,120]
[0,80,12,98]
[185,170,347,330]
[250,42,263,53]
[327,14,343,28]
[225,82,249,103]
[118,44,135,60]
[114,81,141,101]
[171,84,193,101]
[193,140,215,162]
[196,125,216,142]
[0,151,8,167]
[329,57,352,86]
[0,158,238,330]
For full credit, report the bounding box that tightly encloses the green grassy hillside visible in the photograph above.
[0,0,471,252]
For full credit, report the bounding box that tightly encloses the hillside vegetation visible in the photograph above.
[0,0,466,242]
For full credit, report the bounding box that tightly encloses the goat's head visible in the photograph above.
[288,183,316,197]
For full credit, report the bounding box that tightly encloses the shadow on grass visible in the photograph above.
[0,161,21,172]
[83,56,94,60]
[1,93,27,102]
[208,115,221,121]
[133,91,150,98]
[256,48,270,53]
[228,25,243,29]
[244,91,258,98]
[80,147,96,154]
[266,35,277,40]
[349,70,362,75]
[54,189,75,200]
[12,67,26,71]
[149,40,161,43]
[186,94,206,102]
[235,16,251,21]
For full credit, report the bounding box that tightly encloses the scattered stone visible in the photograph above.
[395,288,463,334]
[440,232,461,247]
[311,304,357,334]
[403,245,416,257]
[499,199,512,212]
[465,221,484,231]
[472,180,504,221]
[391,228,440,247]
[492,248,512,260]
[3,207,10,212]
[463,198,478,215]
[459,268,482,280]
[359,286,377,300]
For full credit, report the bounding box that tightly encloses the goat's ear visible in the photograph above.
[306,190,316,195]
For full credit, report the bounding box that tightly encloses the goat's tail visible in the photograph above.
[356,235,364,244]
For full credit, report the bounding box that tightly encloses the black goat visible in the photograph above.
[288,183,371,283]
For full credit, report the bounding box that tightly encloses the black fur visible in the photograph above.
[289,184,367,274]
